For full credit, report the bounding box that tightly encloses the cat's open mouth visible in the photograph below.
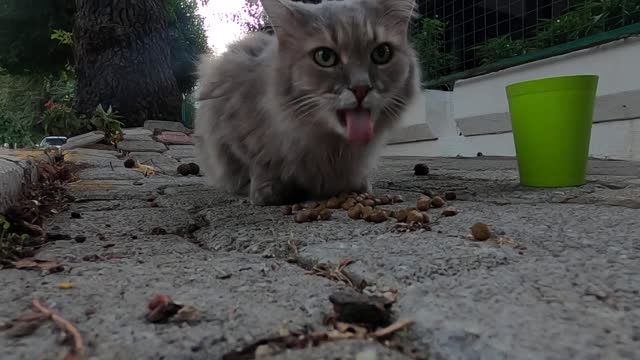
[337,108,374,144]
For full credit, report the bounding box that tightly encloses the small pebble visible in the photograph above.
[74,235,87,243]
[58,282,75,289]
[444,191,457,200]
[391,194,404,203]
[471,223,491,241]
[151,227,167,235]
[413,163,429,176]
[292,204,303,212]
[147,201,159,208]
[70,211,82,219]
[442,207,458,217]
[431,196,445,208]
[477,152,483,157]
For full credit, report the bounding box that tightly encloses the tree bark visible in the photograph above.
[74,0,181,127]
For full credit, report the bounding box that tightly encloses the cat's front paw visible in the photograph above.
[249,178,306,206]
[353,178,372,194]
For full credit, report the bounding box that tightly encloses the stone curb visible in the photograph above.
[0,151,44,213]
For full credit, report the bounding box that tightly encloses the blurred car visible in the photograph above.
[39,136,68,151]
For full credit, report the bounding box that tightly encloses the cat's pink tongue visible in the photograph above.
[345,109,373,144]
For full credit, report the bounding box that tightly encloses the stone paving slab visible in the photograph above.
[2,155,639,360]
[144,120,189,133]
[157,131,194,145]
[129,152,181,174]
[61,131,105,151]
[0,151,44,212]
[117,140,168,153]
[165,147,196,161]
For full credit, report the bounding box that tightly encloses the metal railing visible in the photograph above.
[411,0,640,88]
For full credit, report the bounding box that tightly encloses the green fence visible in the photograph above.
[180,93,195,129]
[413,0,640,89]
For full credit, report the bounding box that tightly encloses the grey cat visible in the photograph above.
[194,0,421,206]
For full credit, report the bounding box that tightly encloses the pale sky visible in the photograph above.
[197,0,249,54]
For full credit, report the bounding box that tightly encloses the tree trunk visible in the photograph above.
[74,0,181,127]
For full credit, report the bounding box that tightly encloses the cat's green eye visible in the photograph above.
[371,43,393,65]
[313,47,339,67]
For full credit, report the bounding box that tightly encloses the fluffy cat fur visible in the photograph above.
[194,0,421,206]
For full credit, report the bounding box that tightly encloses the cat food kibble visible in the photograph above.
[413,163,429,176]
[124,158,136,168]
[342,198,357,210]
[362,199,376,207]
[368,210,388,223]
[394,209,408,222]
[416,196,431,211]
[187,163,200,175]
[281,206,293,215]
[471,223,491,241]
[319,209,332,221]
[327,197,342,209]
[421,212,431,223]
[442,207,458,217]
[444,191,457,200]
[407,210,424,224]
[431,196,445,208]
[348,204,363,220]
[309,208,321,220]
[295,211,311,223]
[177,164,192,176]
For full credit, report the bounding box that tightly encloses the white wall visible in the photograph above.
[386,36,640,161]
[453,36,640,119]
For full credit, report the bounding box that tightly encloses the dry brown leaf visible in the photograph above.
[13,258,64,274]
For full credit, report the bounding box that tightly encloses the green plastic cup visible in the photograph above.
[506,74,599,187]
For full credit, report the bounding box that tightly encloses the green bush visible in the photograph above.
[473,0,640,66]
[412,18,457,82]
[473,36,534,65]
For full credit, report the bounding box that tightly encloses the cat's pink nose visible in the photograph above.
[350,85,371,104]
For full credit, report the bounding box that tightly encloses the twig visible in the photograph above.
[373,319,415,338]
[32,298,85,359]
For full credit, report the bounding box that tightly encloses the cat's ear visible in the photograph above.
[377,0,417,36]
[260,0,313,41]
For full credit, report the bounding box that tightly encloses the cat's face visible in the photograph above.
[263,0,420,145]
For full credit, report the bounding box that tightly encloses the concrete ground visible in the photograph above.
[1,136,639,360]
